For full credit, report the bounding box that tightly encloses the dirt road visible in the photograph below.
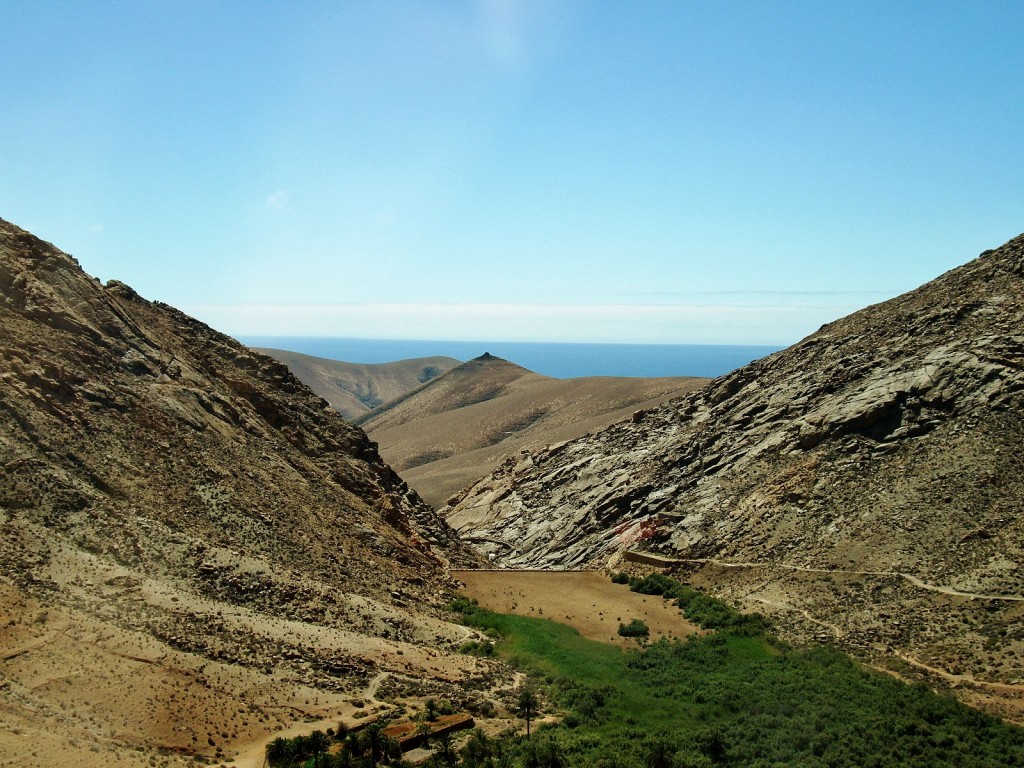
[629,552,1024,602]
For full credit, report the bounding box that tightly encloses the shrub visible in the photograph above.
[451,595,481,616]
[459,640,496,657]
[630,573,678,597]
[618,619,650,638]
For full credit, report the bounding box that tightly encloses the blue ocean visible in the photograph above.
[239,337,781,379]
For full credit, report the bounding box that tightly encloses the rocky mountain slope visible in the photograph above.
[253,347,460,419]
[447,233,1024,720]
[357,353,708,508]
[0,218,488,767]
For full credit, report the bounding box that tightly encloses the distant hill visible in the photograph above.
[357,353,709,508]
[252,347,460,419]
[446,232,1024,721]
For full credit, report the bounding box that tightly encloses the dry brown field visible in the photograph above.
[451,570,699,646]
[0,579,482,768]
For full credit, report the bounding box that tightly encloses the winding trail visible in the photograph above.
[364,671,390,705]
[705,562,1024,696]
[742,593,1022,691]
[892,652,1024,693]
[744,596,846,639]
[627,552,1024,602]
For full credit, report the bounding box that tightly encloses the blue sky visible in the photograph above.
[2,1,1021,345]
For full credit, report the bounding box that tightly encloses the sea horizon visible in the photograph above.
[239,336,783,379]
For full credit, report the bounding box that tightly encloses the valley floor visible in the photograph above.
[452,570,699,646]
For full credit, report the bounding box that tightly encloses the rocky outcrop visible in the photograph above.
[446,233,1024,715]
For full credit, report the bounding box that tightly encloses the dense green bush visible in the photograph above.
[450,595,481,617]
[626,573,772,636]
[617,618,650,638]
[454,581,1024,768]
[459,639,496,656]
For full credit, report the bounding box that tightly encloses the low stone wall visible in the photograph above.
[623,550,679,567]
[383,713,475,752]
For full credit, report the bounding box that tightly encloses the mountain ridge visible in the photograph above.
[358,353,709,508]
[355,352,543,430]
[0,218,487,767]
[252,347,460,419]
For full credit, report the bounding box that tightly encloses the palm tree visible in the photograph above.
[309,730,331,768]
[522,739,541,768]
[460,728,492,768]
[517,688,539,738]
[492,737,513,768]
[432,732,458,768]
[643,738,675,768]
[414,721,433,751]
[291,735,312,766]
[265,737,292,768]
[345,729,368,761]
[382,734,401,765]
[364,723,388,765]
[538,738,566,768]
[425,698,439,722]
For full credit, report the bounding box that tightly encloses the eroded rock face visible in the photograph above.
[0,219,485,764]
[447,233,1024,717]
[448,236,1024,577]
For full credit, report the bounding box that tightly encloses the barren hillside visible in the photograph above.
[0,219,488,768]
[358,353,709,507]
[447,233,1024,720]
[253,347,460,420]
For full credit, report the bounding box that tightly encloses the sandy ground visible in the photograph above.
[0,574,486,768]
[451,570,699,646]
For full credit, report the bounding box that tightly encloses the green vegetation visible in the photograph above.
[627,573,771,636]
[517,687,539,738]
[264,724,397,768]
[459,639,497,656]
[452,574,1024,768]
[617,619,650,638]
